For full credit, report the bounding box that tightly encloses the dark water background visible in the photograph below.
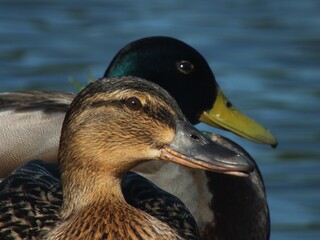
[0,1,319,239]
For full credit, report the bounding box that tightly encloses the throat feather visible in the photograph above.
[46,200,182,240]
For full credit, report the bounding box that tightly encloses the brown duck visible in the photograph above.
[0,76,254,239]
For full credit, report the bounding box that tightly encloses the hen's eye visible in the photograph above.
[176,61,194,75]
[125,97,142,111]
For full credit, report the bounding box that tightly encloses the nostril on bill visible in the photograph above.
[190,133,201,142]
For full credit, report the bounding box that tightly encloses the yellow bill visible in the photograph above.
[199,88,278,148]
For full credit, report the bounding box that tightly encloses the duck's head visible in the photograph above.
[105,36,277,147]
[59,76,254,181]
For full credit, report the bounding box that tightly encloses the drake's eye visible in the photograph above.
[176,61,194,75]
[125,97,142,111]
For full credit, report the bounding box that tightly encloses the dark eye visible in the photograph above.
[176,60,194,75]
[125,97,142,111]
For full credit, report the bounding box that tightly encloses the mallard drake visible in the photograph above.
[0,37,277,178]
[0,36,277,240]
[0,76,254,239]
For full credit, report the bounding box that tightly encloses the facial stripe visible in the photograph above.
[84,97,176,130]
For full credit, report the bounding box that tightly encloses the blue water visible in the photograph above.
[1,1,319,239]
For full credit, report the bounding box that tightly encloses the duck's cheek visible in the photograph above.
[151,125,176,145]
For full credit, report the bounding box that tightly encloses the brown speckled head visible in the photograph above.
[58,76,185,177]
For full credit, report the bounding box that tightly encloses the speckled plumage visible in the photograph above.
[0,161,61,239]
[124,172,200,240]
[0,161,199,240]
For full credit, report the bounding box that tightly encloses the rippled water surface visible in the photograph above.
[1,1,319,239]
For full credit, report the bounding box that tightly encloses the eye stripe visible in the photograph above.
[87,98,175,130]
[89,100,121,109]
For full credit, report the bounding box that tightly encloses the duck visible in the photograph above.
[0,36,277,240]
[0,161,200,239]
[0,76,254,239]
